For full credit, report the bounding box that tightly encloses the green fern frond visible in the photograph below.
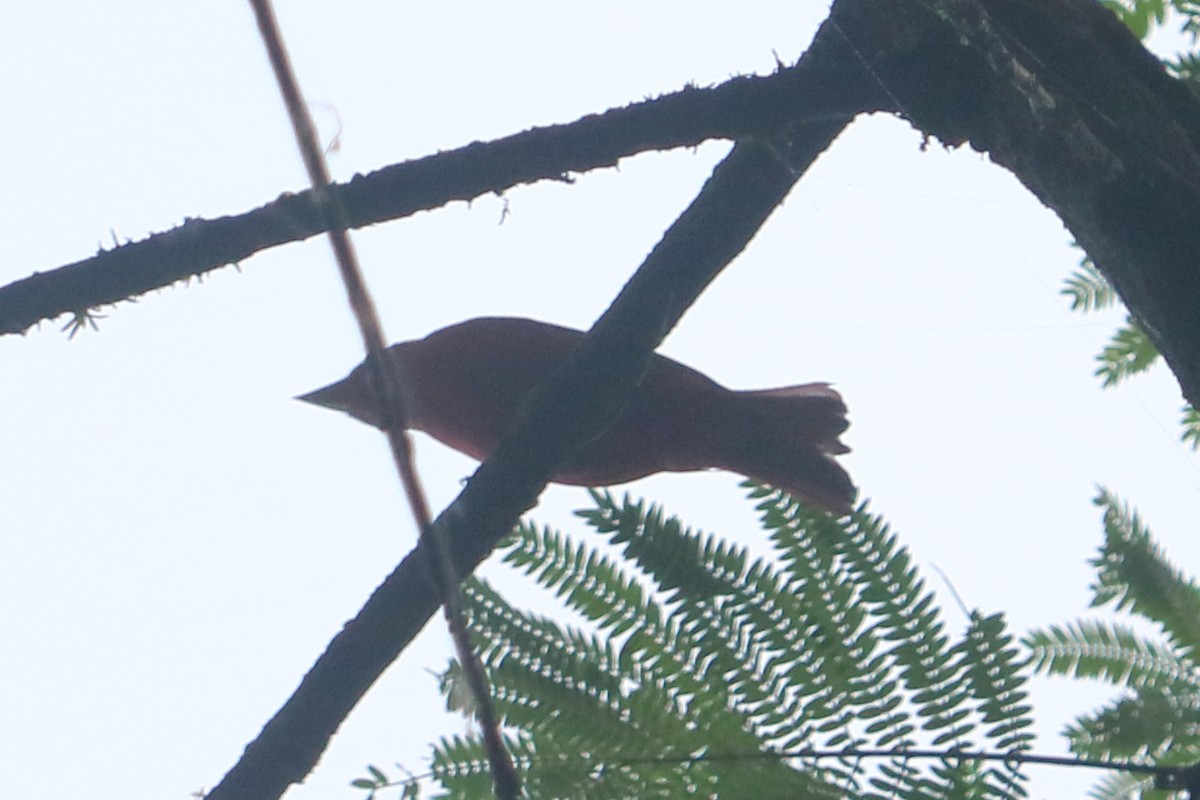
[463,581,707,760]
[1181,405,1200,450]
[1061,251,1196,447]
[498,518,739,721]
[1066,687,1200,764]
[1174,51,1200,104]
[449,596,747,796]
[572,493,811,748]
[582,493,830,727]
[754,502,888,752]
[764,495,963,738]
[582,490,863,763]
[1030,491,1200,800]
[1062,257,1119,313]
[754,488,1034,796]
[430,731,536,799]
[1099,0,1168,39]
[1093,489,1200,658]
[428,489,1037,799]
[462,557,830,795]
[960,613,1035,755]
[578,489,744,600]
[502,518,654,636]
[1085,768,1156,800]
[1025,619,1195,690]
[459,580,684,743]
[1095,318,1159,388]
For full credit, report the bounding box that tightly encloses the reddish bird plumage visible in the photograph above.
[300,317,856,513]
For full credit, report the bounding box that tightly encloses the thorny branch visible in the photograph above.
[0,32,884,337]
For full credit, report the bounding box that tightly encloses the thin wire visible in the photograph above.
[245,3,519,798]
[385,745,1195,794]
[616,746,1168,774]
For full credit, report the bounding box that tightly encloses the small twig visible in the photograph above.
[243,2,519,799]
[928,562,972,619]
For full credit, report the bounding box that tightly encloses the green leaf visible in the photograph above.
[1025,619,1191,689]
[1099,0,1165,38]
[1092,489,1200,659]
[1067,688,1200,762]
[1181,405,1200,450]
[1095,317,1159,387]
[1085,770,1156,800]
[1061,257,1118,313]
[423,489,1035,798]
[1032,488,1200,799]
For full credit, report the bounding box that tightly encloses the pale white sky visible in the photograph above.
[2,3,1197,799]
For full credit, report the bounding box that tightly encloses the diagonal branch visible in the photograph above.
[203,121,851,800]
[0,35,885,337]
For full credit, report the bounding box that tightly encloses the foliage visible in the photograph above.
[369,488,1037,799]
[1060,254,1200,447]
[1096,318,1161,388]
[1061,256,1158,388]
[1176,50,1200,100]
[1098,0,1200,41]
[1062,258,1121,314]
[1025,489,1200,800]
[1182,407,1200,450]
[1100,0,1172,39]
[1063,0,1200,442]
[1039,3,1200,775]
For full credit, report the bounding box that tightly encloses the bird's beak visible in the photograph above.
[296,368,391,430]
[296,379,352,413]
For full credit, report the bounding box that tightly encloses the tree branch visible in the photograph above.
[827,0,1200,404]
[204,122,850,800]
[0,45,884,337]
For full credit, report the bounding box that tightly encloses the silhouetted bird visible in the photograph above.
[300,317,855,513]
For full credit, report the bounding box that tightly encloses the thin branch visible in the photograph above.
[246,2,518,797]
[0,34,884,337]
[203,120,851,800]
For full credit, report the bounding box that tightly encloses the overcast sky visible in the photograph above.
[3,3,1197,799]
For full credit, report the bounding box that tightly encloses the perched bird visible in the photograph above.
[300,317,855,513]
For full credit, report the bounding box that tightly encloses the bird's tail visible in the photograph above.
[717,383,856,514]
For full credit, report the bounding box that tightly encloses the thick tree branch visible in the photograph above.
[827,0,1200,404]
[204,123,849,800]
[0,47,883,337]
